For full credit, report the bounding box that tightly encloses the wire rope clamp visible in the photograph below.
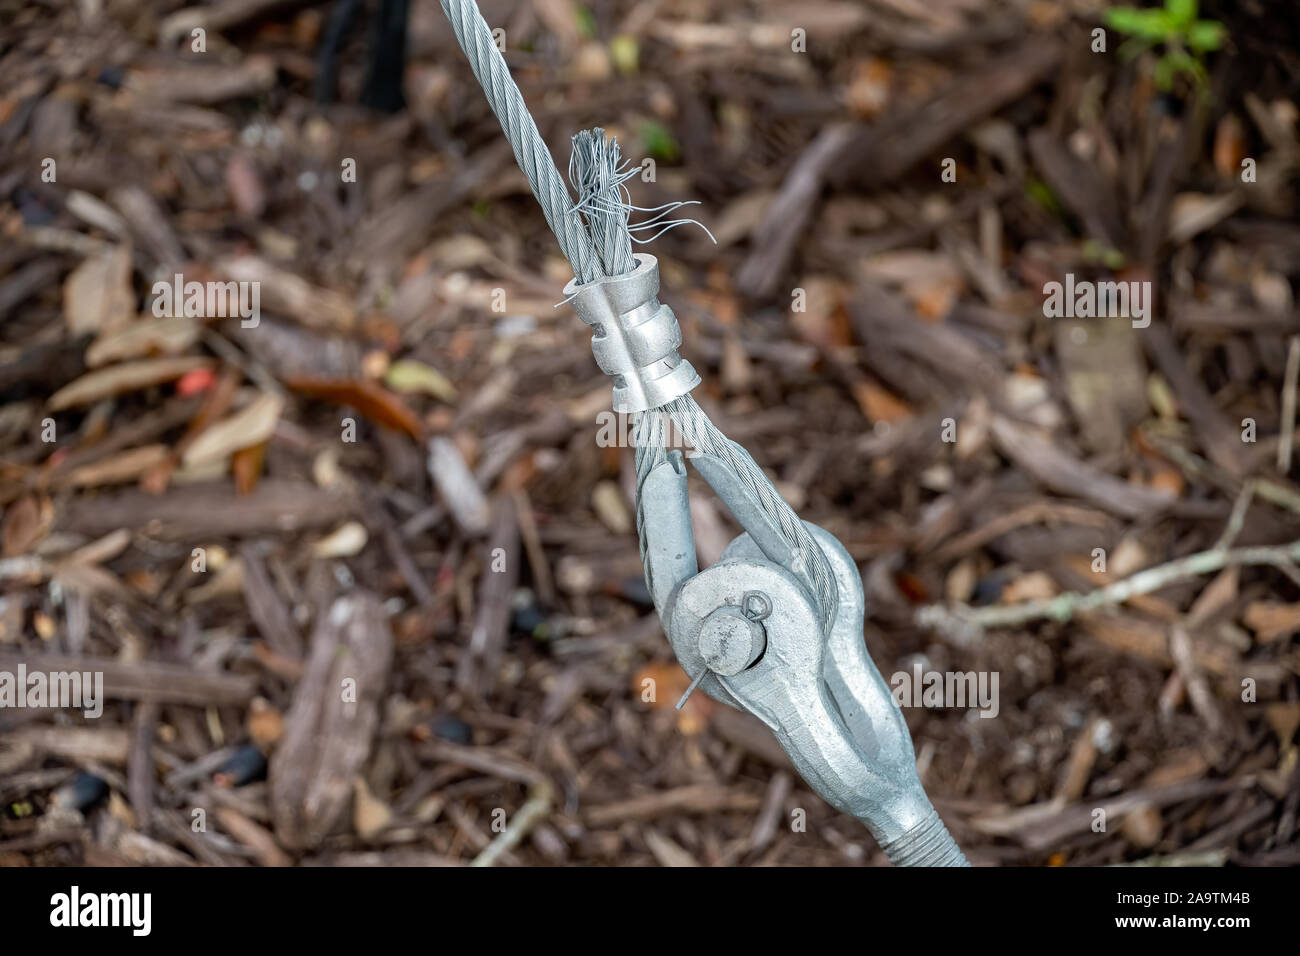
[563,253,700,413]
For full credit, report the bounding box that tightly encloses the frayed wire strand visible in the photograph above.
[567,127,715,282]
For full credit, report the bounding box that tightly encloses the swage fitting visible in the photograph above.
[563,254,699,414]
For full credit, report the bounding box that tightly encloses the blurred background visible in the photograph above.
[1,0,1299,866]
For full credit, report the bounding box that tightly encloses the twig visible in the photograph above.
[1168,626,1225,737]
[1213,480,1256,552]
[1143,426,1300,516]
[469,780,554,868]
[427,436,491,535]
[918,538,1300,639]
[1280,335,1300,473]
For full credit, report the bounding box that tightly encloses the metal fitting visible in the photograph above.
[563,254,699,413]
[698,598,768,676]
[638,449,969,866]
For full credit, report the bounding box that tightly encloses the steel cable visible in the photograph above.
[438,0,600,282]
[439,0,836,629]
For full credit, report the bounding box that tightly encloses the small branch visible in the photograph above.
[470,780,553,868]
[1169,626,1225,737]
[1280,335,1300,473]
[1213,480,1255,552]
[918,539,1300,639]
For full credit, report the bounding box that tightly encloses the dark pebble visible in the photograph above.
[97,65,125,89]
[213,744,268,787]
[430,713,472,745]
[51,771,109,812]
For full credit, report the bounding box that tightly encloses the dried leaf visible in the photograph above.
[1212,114,1247,179]
[63,245,133,335]
[48,357,215,411]
[709,189,776,248]
[1003,570,1057,603]
[850,380,911,423]
[183,393,284,468]
[352,777,394,839]
[286,377,425,440]
[225,152,266,217]
[592,481,632,534]
[312,520,369,558]
[86,316,200,367]
[247,698,285,749]
[3,493,52,558]
[1243,602,1300,643]
[846,58,892,118]
[1167,192,1244,245]
[385,359,457,402]
[64,444,171,488]
[632,661,714,734]
[1148,465,1184,497]
[220,256,355,332]
[232,439,267,495]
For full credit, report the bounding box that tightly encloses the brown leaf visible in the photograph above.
[285,376,425,440]
[352,777,394,840]
[632,661,714,735]
[64,444,171,488]
[1002,570,1057,603]
[851,380,911,424]
[1243,602,1300,643]
[182,392,283,468]
[846,58,892,118]
[1213,114,1247,179]
[247,698,284,749]
[143,366,244,494]
[220,256,355,332]
[225,152,266,217]
[63,245,133,336]
[232,440,268,495]
[86,316,200,367]
[48,357,215,411]
[3,493,51,557]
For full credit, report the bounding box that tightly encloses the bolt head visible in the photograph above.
[698,607,765,677]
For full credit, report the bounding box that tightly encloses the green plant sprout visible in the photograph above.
[1105,0,1226,92]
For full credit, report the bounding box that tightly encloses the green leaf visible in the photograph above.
[575,5,597,40]
[1116,36,1152,61]
[1153,55,1177,90]
[1187,19,1226,51]
[1166,0,1197,28]
[609,33,639,74]
[1025,177,1063,216]
[640,120,680,162]
[1105,7,1173,41]
[1166,49,1207,87]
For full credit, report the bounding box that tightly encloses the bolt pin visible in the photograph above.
[675,669,708,711]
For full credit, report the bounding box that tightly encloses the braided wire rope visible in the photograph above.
[662,396,838,630]
[439,0,836,629]
[438,0,601,283]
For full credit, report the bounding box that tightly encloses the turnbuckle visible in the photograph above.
[638,449,969,865]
